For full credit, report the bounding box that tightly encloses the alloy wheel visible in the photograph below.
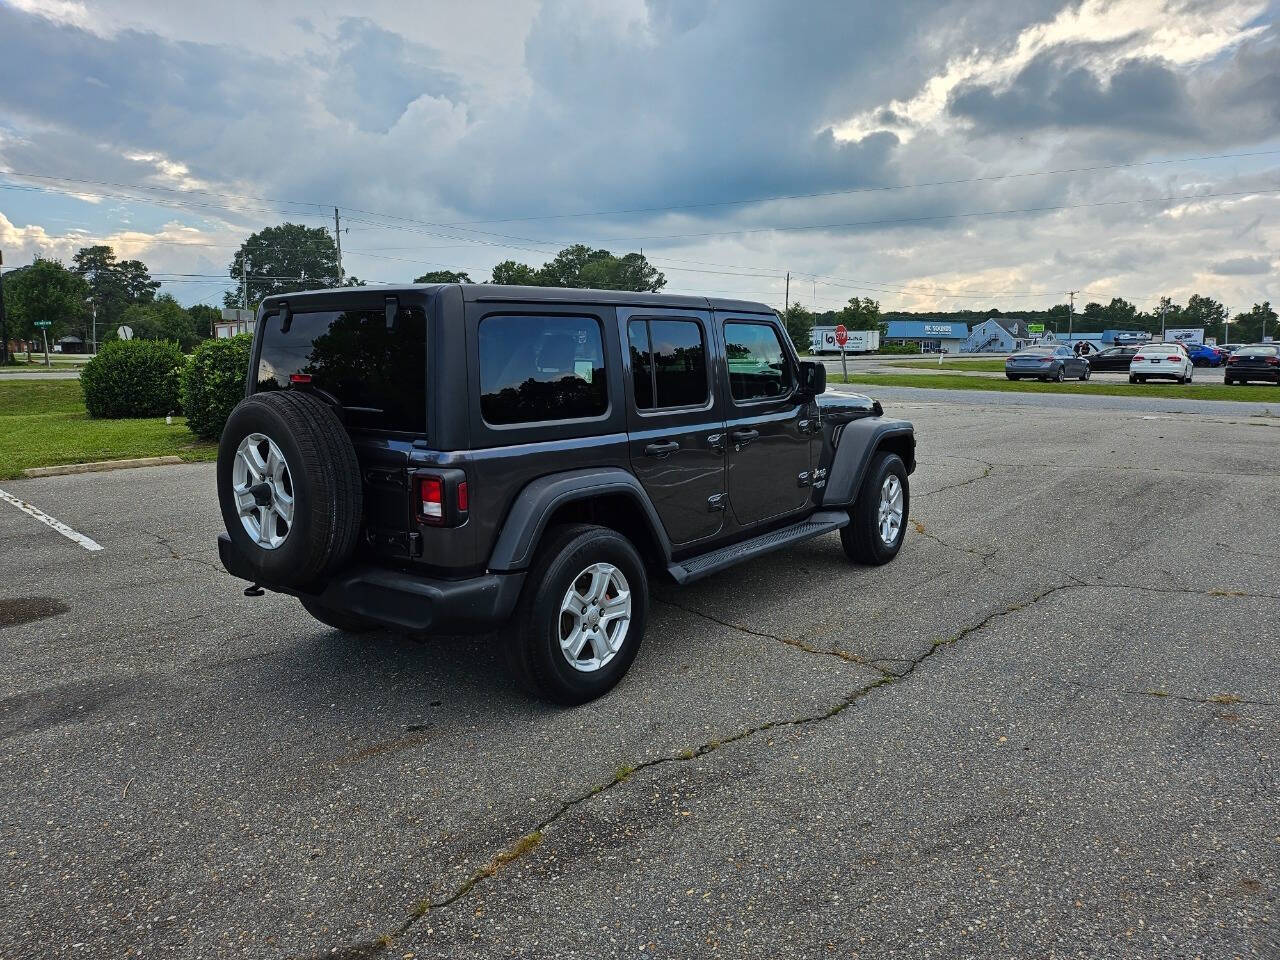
[558,562,632,672]
[232,432,295,549]
[878,474,904,545]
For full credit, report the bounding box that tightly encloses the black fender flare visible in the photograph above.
[488,468,673,571]
[820,418,916,508]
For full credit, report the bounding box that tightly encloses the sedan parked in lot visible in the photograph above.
[1183,342,1224,367]
[1085,346,1140,371]
[1130,343,1194,383]
[1224,344,1280,384]
[1006,346,1090,381]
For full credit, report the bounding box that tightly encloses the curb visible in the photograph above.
[22,456,185,478]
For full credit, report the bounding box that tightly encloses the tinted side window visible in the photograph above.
[629,319,708,409]
[256,307,426,433]
[724,322,792,401]
[479,315,607,425]
[628,320,654,409]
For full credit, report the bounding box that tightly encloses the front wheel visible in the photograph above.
[841,452,909,566]
[505,524,648,705]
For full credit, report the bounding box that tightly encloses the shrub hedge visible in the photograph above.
[181,334,252,440]
[81,339,185,419]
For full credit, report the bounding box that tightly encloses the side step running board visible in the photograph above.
[667,510,849,584]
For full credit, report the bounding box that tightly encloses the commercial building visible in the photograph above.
[883,319,969,353]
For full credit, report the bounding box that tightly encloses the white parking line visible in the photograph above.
[0,487,104,552]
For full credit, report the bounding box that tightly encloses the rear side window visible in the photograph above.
[628,318,708,409]
[724,322,792,401]
[256,307,426,433]
[479,315,607,425]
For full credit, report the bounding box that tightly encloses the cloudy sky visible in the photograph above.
[1,0,1277,315]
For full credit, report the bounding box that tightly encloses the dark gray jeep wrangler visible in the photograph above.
[217,284,915,703]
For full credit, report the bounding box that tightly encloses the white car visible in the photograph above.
[1129,343,1194,384]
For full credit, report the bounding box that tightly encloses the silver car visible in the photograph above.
[1005,345,1090,382]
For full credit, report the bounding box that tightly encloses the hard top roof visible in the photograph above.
[261,283,775,315]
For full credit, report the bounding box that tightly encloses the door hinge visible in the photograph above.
[707,493,727,512]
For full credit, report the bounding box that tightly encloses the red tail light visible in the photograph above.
[1040,357,1054,363]
[1133,356,1145,362]
[1268,357,1280,366]
[418,476,444,522]
[1167,355,1181,362]
[289,373,312,384]
[1228,356,1239,364]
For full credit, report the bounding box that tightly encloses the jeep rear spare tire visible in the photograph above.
[217,390,362,587]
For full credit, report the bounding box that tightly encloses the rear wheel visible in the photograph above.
[1054,365,1065,382]
[1080,366,1090,381]
[505,524,648,705]
[841,452,909,566]
[1128,374,1137,384]
[300,598,381,633]
[1006,374,1018,381]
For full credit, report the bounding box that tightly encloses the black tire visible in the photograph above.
[1006,374,1018,381]
[1080,366,1090,381]
[217,390,362,587]
[1224,377,1234,385]
[840,451,909,566]
[505,524,649,705]
[1054,365,1065,382]
[300,598,381,633]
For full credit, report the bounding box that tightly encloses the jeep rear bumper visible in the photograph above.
[217,534,525,633]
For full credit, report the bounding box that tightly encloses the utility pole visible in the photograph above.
[0,249,8,367]
[1160,301,1168,339]
[334,207,344,286]
[241,258,249,312]
[1067,290,1077,344]
[91,298,97,355]
[784,271,790,315]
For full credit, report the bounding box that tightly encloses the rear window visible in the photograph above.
[479,315,607,425]
[256,307,427,433]
[1237,346,1278,357]
[628,318,708,409]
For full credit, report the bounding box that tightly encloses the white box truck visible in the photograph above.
[810,327,880,354]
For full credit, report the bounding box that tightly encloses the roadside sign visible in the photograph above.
[1027,323,1045,333]
[34,320,52,328]
[834,324,849,347]
[117,325,134,340]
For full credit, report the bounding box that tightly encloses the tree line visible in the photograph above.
[4,220,1274,360]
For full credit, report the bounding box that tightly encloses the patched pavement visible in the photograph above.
[1,395,1276,958]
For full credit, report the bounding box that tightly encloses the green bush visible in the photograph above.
[877,342,921,355]
[81,339,184,418]
[181,334,252,440]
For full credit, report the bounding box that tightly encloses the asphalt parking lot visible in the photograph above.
[2,389,1277,958]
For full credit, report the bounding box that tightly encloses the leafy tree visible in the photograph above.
[490,260,541,285]
[414,270,472,284]
[1100,297,1138,328]
[72,245,158,341]
[488,245,666,292]
[1228,301,1277,342]
[4,259,89,360]
[1183,294,1228,339]
[187,304,222,340]
[782,302,814,351]
[225,223,360,308]
[114,294,199,351]
[839,297,884,335]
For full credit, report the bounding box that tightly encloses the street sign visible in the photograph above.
[34,320,52,328]
[833,324,849,347]
[1027,323,1045,333]
[117,325,134,340]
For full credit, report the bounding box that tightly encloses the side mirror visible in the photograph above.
[798,360,826,397]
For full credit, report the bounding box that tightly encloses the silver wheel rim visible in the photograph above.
[231,432,295,550]
[558,562,632,673]
[878,475,904,545]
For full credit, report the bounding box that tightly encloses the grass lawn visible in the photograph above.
[887,359,1008,373]
[0,380,216,480]
[833,371,1280,404]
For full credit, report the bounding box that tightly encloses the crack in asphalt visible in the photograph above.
[919,460,995,497]
[344,578,1078,955]
[143,530,226,574]
[909,522,1000,563]
[1048,678,1278,709]
[652,596,886,673]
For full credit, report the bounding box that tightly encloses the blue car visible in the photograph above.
[1181,342,1224,367]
